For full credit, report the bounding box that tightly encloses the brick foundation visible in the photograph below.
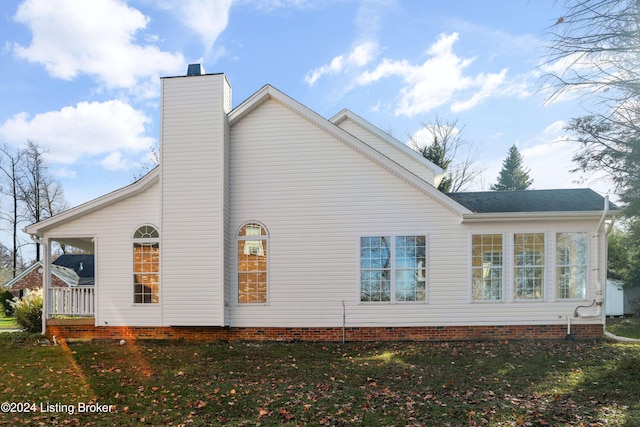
[45,320,603,342]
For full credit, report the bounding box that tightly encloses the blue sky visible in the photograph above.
[0,0,614,214]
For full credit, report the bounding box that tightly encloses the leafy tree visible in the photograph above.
[408,116,482,192]
[491,145,533,191]
[608,219,640,288]
[543,0,640,216]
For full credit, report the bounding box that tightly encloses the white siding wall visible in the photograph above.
[335,118,437,186]
[160,74,231,326]
[228,99,604,328]
[44,183,161,326]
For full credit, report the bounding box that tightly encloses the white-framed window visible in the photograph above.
[360,235,426,303]
[513,233,545,300]
[237,222,268,304]
[556,232,587,299]
[133,225,159,304]
[471,234,503,301]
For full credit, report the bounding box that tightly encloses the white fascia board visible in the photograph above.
[24,168,160,236]
[461,210,616,223]
[329,109,445,176]
[229,86,469,217]
[5,262,41,288]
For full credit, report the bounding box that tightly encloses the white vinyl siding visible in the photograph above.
[41,181,161,326]
[335,117,437,186]
[160,74,230,326]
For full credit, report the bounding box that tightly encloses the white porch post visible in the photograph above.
[41,238,51,335]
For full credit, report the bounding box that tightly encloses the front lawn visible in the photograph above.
[0,334,639,426]
[0,312,18,329]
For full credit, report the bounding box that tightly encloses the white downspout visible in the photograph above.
[574,196,610,319]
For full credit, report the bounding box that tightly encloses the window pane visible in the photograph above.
[360,236,392,302]
[556,232,587,299]
[239,223,266,237]
[361,235,426,303]
[133,236,159,304]
[514,233,544,300]
[238,225,268,304]
[471,234,503,301]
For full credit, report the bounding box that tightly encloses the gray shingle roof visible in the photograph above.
[446,189,619,214]
[53,254,94,286]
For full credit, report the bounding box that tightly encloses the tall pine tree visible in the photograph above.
[491,144,532,191]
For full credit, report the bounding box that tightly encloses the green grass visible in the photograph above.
[0,335,639,426]
[0,312,18,329]
[607,316,640,339]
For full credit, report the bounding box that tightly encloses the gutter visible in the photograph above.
[461,210,609,223]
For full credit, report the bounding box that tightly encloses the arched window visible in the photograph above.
[237,222,268,303]
[133,225,159,304]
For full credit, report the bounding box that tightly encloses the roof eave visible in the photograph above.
[24,167,159,237]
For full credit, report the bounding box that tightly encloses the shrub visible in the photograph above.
[10,289,43,333]
[1,289,14,316]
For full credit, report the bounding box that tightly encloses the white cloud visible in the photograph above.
[162,0,233,51]
[305,41,379,86]
[353,33,509,117]
[451,69,508,113]
[0,100,155,165]
[101,151,131,171]
[13,0,184,90]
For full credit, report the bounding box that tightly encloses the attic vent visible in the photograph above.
[187,63,205,76]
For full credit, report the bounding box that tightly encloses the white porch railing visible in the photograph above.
[49,286,95,316]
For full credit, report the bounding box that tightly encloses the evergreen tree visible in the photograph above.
[491,144,532,191]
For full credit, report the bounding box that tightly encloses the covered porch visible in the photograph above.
[39,236,96,329]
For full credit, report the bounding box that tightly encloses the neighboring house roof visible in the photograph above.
[447,189,619,221]
[52,254,95,286]
[5,261,79,289]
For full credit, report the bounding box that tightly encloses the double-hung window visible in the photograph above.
[556,232,587,299]
[133,225,159,304]
[360,235,426,303]
[513,233,545,300]
[237,223,268,304]
[471,234,503,301]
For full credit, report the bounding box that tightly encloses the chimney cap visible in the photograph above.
[187,63,205,76]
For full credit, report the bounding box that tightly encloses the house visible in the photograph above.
[5,254,95,317]
[5,261,78,298]
[25,65,618,341]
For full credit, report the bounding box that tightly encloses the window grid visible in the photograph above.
[556,232,587,299]
[471,234,503,301]
[133,226,159,304]
[238,223,268,304]
[360,236,426,303]
[514,233,545,300]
